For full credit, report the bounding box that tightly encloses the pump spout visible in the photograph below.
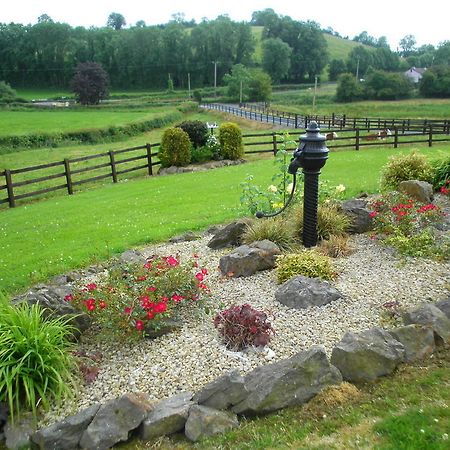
[288,148,304,174]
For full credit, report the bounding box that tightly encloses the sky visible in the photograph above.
[1,0,449,49]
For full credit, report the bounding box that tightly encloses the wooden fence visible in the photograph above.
[1,123,449,208]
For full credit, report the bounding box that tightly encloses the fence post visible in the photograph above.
[272,133,278,156]
[109,151,118,183]
[295,113,298,129]
[332,112,335,126]
[355,128,360,151]
[428,126,433,147]
[4,170,15,208]
[63,158,74,194]
[343,114,346,127]
[394,127,398,148]
[146,144,153,175]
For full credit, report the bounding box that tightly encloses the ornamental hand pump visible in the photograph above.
[256,121,329,248]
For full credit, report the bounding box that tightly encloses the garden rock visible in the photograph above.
[330,327,405,382]
[169,231,200,243]
[31,404,100,450]
[232,346,342,415]
[275,275,342,310]
[79,393,152,450]
[139,392,194,441]
[399,180,434,203]
[389,325,435,362]
[144,318,184,339]
[218,240,281,277]
[4,415,35,450]
[402,303,450,345]
[340,199,374,233]
[207,219,252,249]
[119,249,146,265]
[193,370,247,410]
[184,405,239,442]
[435,297,450,319]
[12,285,91,336]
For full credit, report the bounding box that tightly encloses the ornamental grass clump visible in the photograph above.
[68,254,211,341]
[276,250,336,284]
[318,234,354,258]
[0,294,78,423]
[213,304,274,351]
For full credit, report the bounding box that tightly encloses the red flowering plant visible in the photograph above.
[368,191,448,259]
[213,304,275,351]
[67,254,212,340]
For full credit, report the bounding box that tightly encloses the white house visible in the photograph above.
[404,67,427,83]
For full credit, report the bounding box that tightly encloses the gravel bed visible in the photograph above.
[41,234,450,426]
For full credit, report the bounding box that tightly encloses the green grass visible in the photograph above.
[323,34,369,61]
[0,144,444,296]
[15,88,72,101]
[251,26,264,63]
[0,108,179,137]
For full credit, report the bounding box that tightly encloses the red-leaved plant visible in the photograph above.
[213,304,274,351]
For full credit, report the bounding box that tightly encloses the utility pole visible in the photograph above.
[355,57,360,81]
[212,61,218,98]
[312,75,318,114]
[188,72,191,98]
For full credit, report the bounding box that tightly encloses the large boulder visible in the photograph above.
[340,199,374,234]
[31,404,100,450]
[389,325,435,362]
[12,285,91,337]
[275,275,342,310]
[184,405,239,442]
[232,346,342,415]
[402,303,450,345]
[399,180,434,203]
[193,370,247,410]
[330,327,405,382]
[218,240,281,277]
[207,219,252,249]
[79,393,151,450]
[139,392,194,441]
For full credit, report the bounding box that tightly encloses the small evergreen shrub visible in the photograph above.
[242,218,297,251]
[380,151,433,190]
[218,122,244,160]
[276,251,336,284]
[430,156,450,191]
[213,304,274,350]
[176,120,209,148]
[191,146,213,164]
[158,127,191,168]
[0,294,77,422]
[318,235,354,258]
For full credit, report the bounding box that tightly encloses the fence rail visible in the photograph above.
[1,115,449,208]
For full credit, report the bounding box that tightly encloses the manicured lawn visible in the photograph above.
[0,145,443,296]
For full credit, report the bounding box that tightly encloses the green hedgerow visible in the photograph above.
[0,294,78,422]
[218,122,244,160]
[158,127,192,168]
[380,151,433,190]
[276,250,336,284]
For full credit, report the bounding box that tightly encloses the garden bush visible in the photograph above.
[0,294,77,422]
[380,151,433,190]
[0,80,18,103]
[430,155,450,191]
[242,218,297,251]
[190,146,214,164]
[276,250,336,284]
[68,255,211,340]
[176,120,209,148]
[213,304,274,350]
[158,127,192,167]
[218,122,244,160]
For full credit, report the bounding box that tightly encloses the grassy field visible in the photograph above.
[0,144,444,296]
[323,34,366,61]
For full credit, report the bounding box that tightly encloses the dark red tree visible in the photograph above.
[71,62,109,105]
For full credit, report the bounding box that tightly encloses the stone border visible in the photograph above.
[4,299,449,449]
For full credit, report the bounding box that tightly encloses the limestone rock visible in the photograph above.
[232,346,342,415]
[193,370,247,410]
[389,325,435,362]
[207,219,252,249]
[4,415,35,450]
[119,249,146,265]
[402,303,450,345]
[144,318,183,339]
[139,392,194,441]
[218,240,281,277]
[275,275,342,309]
[330,327,405,382]
[79,393,151,450]
[399,180,434,203]
[184,405,238,442]
[31,404,100,450]
[168,231,200,243]
[435,297,450,320]
[341,199,374,234]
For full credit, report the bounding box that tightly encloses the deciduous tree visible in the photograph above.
[71,62,109,105]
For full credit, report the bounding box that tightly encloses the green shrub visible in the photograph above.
[430,155,450,190]
[193,89,202,103]
[289,202,351,241]
[276,251,336,284]
[158,127,192,167]
[380,151,433,190]
[0,81,18,102]
[0,294,77,422]
[191,146,213,164]
[176,120,209,148]
[242,218,297,251]
[218,122,244,160]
